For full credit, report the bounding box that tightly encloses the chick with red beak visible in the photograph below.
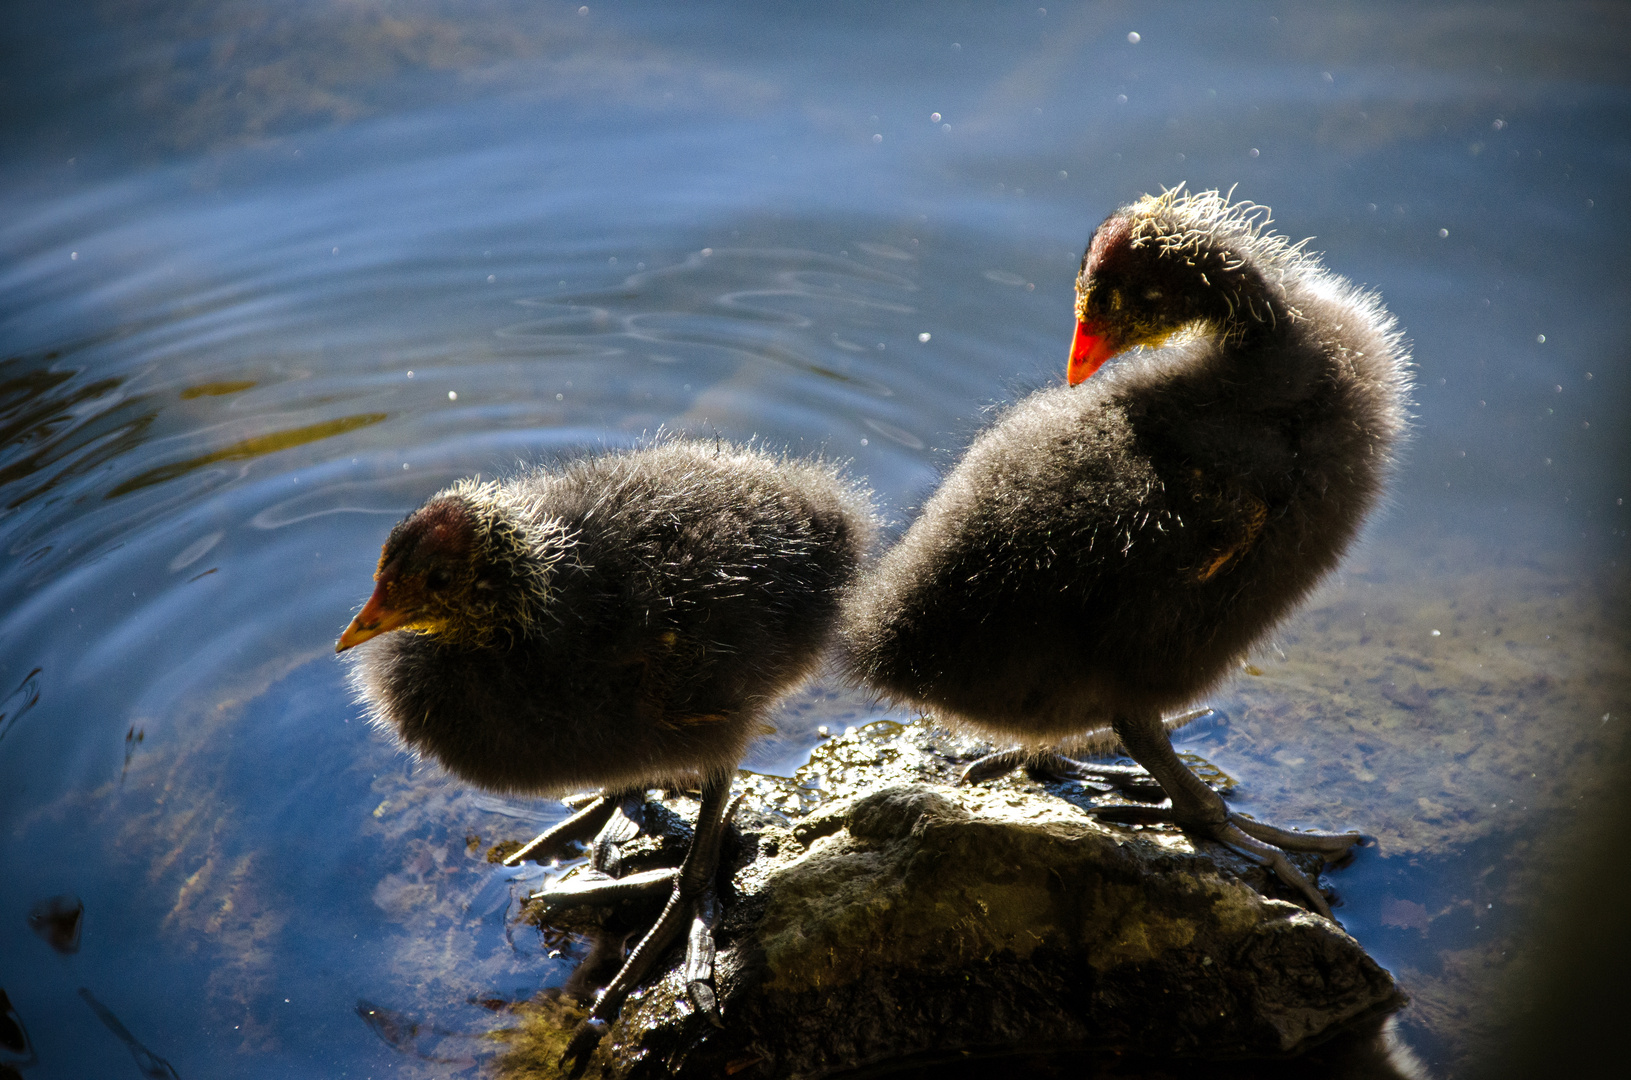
[1068,319,1120,385]
[843,187,1412,920]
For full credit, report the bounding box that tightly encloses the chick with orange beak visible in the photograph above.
[337,498,489,650]
[843,187,1411,917]
[338,440,872,1064]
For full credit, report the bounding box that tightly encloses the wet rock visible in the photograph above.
[496,722,1404,1078]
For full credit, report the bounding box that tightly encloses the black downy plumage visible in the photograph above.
[844,188,1411,916]
[338,439,873,1062]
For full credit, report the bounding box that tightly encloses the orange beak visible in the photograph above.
[1068,320,1120,385]
[336,582,409,652]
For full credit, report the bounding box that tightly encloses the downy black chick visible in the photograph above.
[843,188,1410,916]
[338,439,873,1059]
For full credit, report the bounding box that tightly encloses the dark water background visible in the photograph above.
[2,2,1627,1076]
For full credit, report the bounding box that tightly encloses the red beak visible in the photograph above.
[1068,320,1120,385]
[336,582,408,652]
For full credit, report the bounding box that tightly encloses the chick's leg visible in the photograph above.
[1083,708,1362,919]
[530,792,681,914]
[587,792,647,877]
[958,707,1212,796]
[503,788,646,869]
[560,774,736,1072]
[525,792,688,920]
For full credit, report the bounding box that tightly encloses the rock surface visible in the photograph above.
[493,721,1405,1078]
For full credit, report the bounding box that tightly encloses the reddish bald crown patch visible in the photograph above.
[1084,215,1133,275]
[409,497,476,562]
[375,496,477,583]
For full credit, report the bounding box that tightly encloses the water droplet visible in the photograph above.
[1127,31,1141,43]
[918,332,932,342]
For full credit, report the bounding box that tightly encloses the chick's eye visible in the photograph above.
[426,570,450,592]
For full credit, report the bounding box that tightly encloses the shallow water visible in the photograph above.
[1,2,1627,1076]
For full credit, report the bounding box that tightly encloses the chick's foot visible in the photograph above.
[1086,707,1365,919]
[558,777,737,1073]
[958,707,1216,797]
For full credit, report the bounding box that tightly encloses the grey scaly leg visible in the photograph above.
[958,707,1212,796]
[1083,708,1362,919]
[559,774,736,1073]
[503,788,644,868]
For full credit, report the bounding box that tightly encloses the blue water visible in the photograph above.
[2,2,1627,1076]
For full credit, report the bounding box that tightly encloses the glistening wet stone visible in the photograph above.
[496,723,1404,1078]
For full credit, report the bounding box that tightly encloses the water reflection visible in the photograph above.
[0,0,1626,1076]
[501,247,916,401]
[355,999,479,1068]
[77,989,180,1080]
[26,895,84,955]
[108,413,389,497]
[0,353,143,510]
[178,381,257,400]
[0,989,38,1071]
[0,668,41,744]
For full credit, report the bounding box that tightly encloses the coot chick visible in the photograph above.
[337,439,873,1059]
[843,188,1409,916]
